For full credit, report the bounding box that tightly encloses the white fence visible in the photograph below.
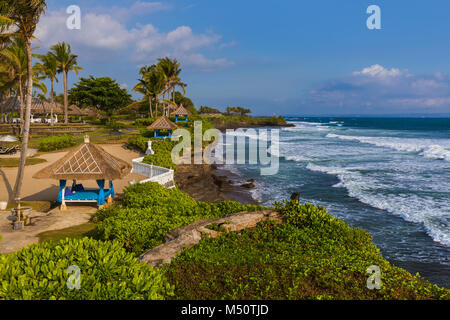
[131,157,175,188]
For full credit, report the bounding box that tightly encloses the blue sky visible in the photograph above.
[35,0,450,115]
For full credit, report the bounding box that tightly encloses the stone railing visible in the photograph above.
[131,157,175,187]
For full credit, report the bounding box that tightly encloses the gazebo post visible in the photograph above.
[59,179,67,211]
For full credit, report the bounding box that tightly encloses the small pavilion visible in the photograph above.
[147,116,178,138]
[33,135,131,210]
[170,104,192,123]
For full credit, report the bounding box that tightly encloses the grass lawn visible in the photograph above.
[37,222,97,243]
[0,157,47,167]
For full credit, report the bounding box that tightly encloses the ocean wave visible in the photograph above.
[305,162,450,246]
[326,133,450,162]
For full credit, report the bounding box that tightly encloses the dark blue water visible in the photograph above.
[223,117,450,288]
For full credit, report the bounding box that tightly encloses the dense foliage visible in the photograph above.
[0,238,173,300]
[165,201,450,300]
[69,76,133,119]
[38,135,76,152]
[93,182,263,255]
[142,139,178,171]
[198,106,221,114]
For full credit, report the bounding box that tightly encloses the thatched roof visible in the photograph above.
[67,104,89,116]
[0,96,64,115]
[170,105,192,116]
[147,116,178,130]
[33,136,131,181]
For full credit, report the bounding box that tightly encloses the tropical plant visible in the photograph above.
[69,76,133,123]
[0,0,48,201]
[49,41,82,123]
[0,238,174,299]
[157,57,186,114]
[0,38,47,128]
[133,64,165,118]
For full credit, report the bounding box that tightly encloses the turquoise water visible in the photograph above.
[224,117,450,288]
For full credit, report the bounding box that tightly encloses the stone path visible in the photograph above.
[0,206,96,254]
[139,210,284,267]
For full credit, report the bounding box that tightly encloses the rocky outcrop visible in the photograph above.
[139,210,284,267]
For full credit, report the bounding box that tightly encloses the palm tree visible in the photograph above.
[157,57,187,115]
[0,39,47,129]
[34,53,58,103]
[34,52,58,125]
[49,42,82,123]
[0,0,47,201]
[133,64,166,118]
[0,38,27,126]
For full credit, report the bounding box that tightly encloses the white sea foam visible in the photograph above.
[305,162,450,246]
[326,133,450,162]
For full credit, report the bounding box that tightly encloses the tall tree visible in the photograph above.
[0,0,47,201]
[49,42,82,123]
[34,53,58,103]
[133,64,165,118]
[157,57,186,115]
[69,76,133,122]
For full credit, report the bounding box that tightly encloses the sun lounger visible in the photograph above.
[0,145,19,155]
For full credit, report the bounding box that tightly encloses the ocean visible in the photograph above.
[222,117,450,288]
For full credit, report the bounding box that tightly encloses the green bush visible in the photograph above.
[142,139,178,171]
[135,118,155,127]
[166,201,450,300]
[0,238,174,300]
[38,135,77,152]
[93,182,263,255]
[127,135,147,153]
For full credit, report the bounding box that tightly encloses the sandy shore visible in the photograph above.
[0,144,147,203]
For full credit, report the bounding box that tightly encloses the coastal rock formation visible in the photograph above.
[139,210,284,267]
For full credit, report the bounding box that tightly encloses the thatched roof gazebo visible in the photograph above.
[170,104,192,123]
[0,96,64,115]
[147,116,178,138]
[67,104,89,116]
[33,135,131,210]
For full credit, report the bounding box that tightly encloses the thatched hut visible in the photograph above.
[170,104,192,123]
[0,96,63,124]
[0,96,64,115]
[33,135,131,210]
[147,116,178,138]
[67,104,89,116]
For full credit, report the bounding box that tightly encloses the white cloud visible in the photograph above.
[353,64,405,78]
[35,4,233,70]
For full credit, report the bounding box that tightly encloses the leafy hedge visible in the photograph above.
[38,135,77,152]
[135,118,155,127]
[0,238,173,300]
[142,139,178,171]
[165,201,450,300]
[93,182,263,255]
[127,135,147,153]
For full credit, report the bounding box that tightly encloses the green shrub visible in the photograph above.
[143,143,178,171]
[135,118,155,127]
[0,238,173,300]
[127,135,147,153]
[38,135,77,152]
[166,202,450,300]
[93,182,263,254]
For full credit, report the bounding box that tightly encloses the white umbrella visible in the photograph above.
[0,135,19,142]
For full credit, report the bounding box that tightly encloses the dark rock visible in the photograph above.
[241,182,255,189]
[290,192,300,202]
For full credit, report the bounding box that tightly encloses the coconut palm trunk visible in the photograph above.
[12,37,33,201]
[63,69,68,123]
[148,95,153,118]
[18,79,24,134]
